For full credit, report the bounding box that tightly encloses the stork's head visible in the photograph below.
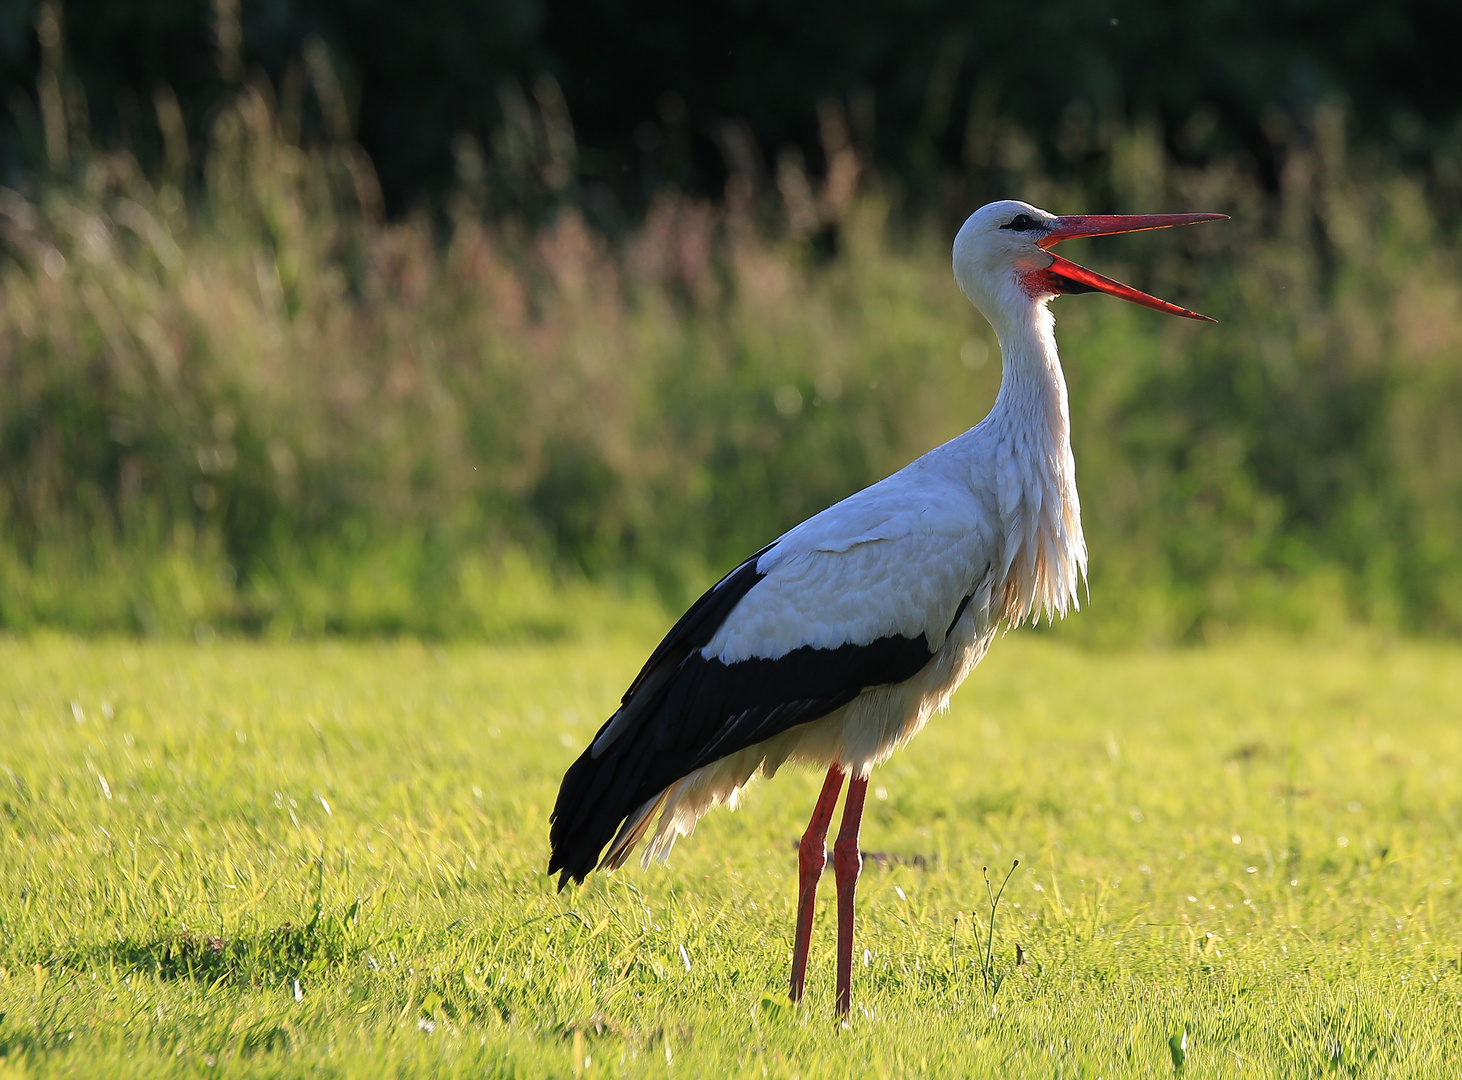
[953,199,1226,330]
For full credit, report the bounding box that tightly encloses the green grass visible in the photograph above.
[2,631,1461,1077]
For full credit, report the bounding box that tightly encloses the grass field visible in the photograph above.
[2,631,1461,1077]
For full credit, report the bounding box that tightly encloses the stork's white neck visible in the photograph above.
[981,300,1088,625]
[990,302,1069,436]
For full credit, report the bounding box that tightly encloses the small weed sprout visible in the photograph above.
[1169,1028,1188,1075]
[978,859,1020,1006]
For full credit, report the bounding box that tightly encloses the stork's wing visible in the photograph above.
[548,477,995,887]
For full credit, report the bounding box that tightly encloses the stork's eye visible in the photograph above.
[1001,213,1037,232]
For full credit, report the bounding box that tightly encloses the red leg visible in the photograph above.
[789,765,846,1002]
[833,774,868,1018]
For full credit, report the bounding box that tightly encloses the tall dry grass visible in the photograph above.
[1,77,1460,641]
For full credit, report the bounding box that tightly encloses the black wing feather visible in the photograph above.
[547,542,941,888]
[618,542,778,704]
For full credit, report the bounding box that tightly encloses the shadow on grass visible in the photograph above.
[50,908,358,987]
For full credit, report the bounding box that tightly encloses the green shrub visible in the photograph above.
[2,87,1459,640]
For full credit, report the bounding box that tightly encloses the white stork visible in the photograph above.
[548,200,1224,1015]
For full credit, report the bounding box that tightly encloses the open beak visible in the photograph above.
[1031,213,1228,321]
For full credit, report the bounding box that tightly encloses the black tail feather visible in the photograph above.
[548,736,657,887]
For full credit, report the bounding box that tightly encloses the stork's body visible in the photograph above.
[549,200,1223,1016]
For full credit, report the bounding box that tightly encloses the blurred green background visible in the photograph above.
[1,0,1460,642]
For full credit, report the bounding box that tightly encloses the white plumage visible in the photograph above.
[638,317,1084,859]
[549,198,1223,1015]
[620,205,1094,864]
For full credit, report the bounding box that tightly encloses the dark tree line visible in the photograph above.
[1,0,1459,214]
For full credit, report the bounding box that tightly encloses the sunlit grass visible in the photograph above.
[2,631,1460,1076]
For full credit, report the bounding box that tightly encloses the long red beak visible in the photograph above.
[1027,213,1227,321]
